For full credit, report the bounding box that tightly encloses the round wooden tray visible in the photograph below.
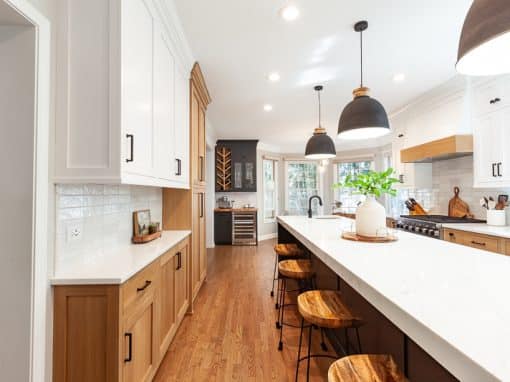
[341,231,398,243]
[132,230,162,244]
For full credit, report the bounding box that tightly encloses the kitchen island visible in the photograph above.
[278,215,510,382]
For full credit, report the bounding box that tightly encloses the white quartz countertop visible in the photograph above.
[278,216,510,382]
[442,223,510,239]
[51,230,191,285]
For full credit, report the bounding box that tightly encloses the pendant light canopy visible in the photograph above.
[337,21,390,140]
[305,85,336,160]
[456,0,510,76]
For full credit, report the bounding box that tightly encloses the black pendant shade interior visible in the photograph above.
[305,85,336,159]
[337,21,390,140]
[456,0,510,76]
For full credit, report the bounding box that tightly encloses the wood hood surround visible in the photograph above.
[400,135,473,163]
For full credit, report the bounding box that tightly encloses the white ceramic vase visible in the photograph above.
[355,195,387,237]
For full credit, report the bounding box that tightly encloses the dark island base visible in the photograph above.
[278,224,458,382]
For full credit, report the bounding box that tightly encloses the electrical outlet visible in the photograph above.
[66,223,83,242]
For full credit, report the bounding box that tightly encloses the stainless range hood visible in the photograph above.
[400,135,473,163]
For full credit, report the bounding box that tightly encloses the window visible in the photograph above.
[263,159,278,221]
[334,160,374,211]
[285,161,320,215]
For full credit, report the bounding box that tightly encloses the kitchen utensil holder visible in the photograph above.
[487,210,506,226]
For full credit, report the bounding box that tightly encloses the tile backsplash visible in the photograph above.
[55,184,162,266]
[391,156,510,219]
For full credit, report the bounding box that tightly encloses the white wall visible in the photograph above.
[0,24,36,382]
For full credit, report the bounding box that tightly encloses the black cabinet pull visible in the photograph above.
[124,333,132,363]
[200,193,204,218]
[490,97,502,104]
[136,280,151,292]
[175,158,182,176]
[498,162,503,177]
[471,240,486,247]
[126,134,134,162]
[492,163,497,177]
[199,156,204,182]
[176,251,182,270]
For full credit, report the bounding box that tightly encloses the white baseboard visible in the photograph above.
[258,233,277,242]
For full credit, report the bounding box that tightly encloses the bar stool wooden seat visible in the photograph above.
[328,354,408,382]
[276,259,316,351]
[295,290,363,382]
[271,243,306,303]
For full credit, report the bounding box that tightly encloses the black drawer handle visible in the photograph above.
[136,280,151,292]
[449,232,455,237]
[490,97,501,104]
[497,162,503,177]
[126,134,134,162]
[471,240,486,247]
[124,333,132,363]
[175,158,182,176]
[175,251,182,271]
[493,163,497,177]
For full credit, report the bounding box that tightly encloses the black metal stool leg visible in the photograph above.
[270,253,278,297]
[356,327,362,353]
[344,328,349,355]
[278,279,286,351]
[276,278,284,328]
[320,328,328,351]
[306,321,313,382]
[295,318,305,382]
[275,278,281,309]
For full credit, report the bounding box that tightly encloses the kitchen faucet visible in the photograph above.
[308,195,323,218]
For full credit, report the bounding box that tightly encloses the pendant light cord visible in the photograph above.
[360,29,363,88]
[318,89,321,128]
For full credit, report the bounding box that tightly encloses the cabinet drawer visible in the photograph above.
[462,233,500,252]
[444,229,501,254]
[122,261,159,312]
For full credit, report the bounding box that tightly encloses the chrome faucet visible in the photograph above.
[308,195,323,218]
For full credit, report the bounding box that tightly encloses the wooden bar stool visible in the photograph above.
[276,259,316,351]
[295,290,363,382]
[328,354,408,382]
[271,243,306,307]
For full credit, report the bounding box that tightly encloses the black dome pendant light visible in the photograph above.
[305,85,336,159]
[338,21,390,140]
[456,0,510,76]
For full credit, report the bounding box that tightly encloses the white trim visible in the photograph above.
[3,1,50,381]
[262,158,278,223]
[258,233,277,242]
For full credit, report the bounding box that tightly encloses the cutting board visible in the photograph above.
[448,187,473,218]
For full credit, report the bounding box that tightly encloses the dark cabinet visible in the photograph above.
[215,140,258,192]
[214,211,232,245]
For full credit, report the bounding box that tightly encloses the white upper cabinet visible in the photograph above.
[472,76,510,188]
[55,0,192,189]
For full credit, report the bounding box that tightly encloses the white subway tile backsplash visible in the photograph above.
[55,184,163,267]
[393,156,510,219]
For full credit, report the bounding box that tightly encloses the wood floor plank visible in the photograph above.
[154,239,336,382]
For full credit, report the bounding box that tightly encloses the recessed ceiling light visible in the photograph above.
[279,4,299,22]
[393,73,406,82]
[264,104,273,112]
[268,72,280,82]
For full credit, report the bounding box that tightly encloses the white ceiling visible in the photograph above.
[173,0,473,153]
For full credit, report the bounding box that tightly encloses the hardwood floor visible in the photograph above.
[154,239,336,381]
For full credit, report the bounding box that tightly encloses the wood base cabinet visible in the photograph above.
[53,237,190,382]
[443,228,510,255]
[192,190,207,300]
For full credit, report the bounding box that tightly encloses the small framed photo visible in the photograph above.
[133,209,151,237]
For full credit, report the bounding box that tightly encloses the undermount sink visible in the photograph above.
[313,215,340,220]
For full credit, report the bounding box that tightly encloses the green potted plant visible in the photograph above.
[333,168,399,237]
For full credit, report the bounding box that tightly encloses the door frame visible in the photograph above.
[2,0,50,380]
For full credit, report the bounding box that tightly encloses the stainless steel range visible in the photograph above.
[396,215,486,239]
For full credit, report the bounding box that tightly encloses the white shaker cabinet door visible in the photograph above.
[121,0,155,177]
[473,111,503,186]
[173,69,190,187]
[153,23,175,181]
